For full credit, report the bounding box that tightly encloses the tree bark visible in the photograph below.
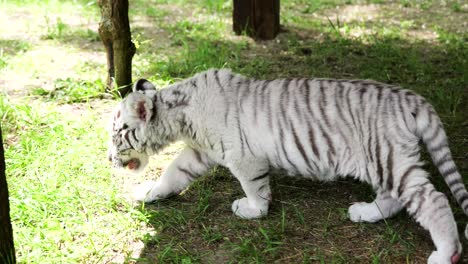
[98,0,136,97]
[233,0,280,40]
[0,125,16,264]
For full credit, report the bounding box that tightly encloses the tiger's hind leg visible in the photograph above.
[396,165,461,264]
[229,158,271,219]
[348,189,403,223]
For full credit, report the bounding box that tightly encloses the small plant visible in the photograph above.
[43,16,68,40]
[31,78,106,103]
[450,2,462,12]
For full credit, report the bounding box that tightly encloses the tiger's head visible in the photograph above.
[108,79,158,173]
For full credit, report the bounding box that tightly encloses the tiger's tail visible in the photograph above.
[416,103,468,238]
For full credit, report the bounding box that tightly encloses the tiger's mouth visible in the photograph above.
[123,158,141,171]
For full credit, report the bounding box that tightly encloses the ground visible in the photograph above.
[0,0,467,263]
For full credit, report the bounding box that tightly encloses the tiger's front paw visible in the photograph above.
[231,198,268,219]
[427,250,453,264]
[132,180,162,203]
[348,202,382,223]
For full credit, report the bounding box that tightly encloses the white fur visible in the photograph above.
[110,69,467,263]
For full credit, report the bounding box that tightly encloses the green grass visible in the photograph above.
[1,95,150,263]
[30,77,107,103]
[1,0,467,263]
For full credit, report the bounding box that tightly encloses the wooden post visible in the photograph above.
[0,126,16,264]
[98,0,136,97]
[233,0,280,40]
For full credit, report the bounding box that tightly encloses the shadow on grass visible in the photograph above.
[130,22,468,263]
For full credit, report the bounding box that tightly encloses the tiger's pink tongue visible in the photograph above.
[127,159,139,170]
[452,253,460,263]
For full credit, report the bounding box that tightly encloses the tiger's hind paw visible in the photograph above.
[231,198,267,219]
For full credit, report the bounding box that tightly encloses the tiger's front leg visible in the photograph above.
[133,147,213,202]
[229,159,271,219]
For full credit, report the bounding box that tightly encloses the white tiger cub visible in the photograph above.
[108,69,467,264]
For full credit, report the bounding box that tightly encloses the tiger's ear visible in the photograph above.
[124,93,154,124]
[133,79,156,92]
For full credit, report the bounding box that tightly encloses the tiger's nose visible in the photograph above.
[107,150,112,162]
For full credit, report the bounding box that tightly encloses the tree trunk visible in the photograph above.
[0,125,16,264]
[98,0,136,97]
[233,0,280,40]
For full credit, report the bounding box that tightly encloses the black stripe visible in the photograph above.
[402,187,422,208]
[413,101,420,119]
[427,188,436,199]
[442,166,458,178]
[220,140,225,160]
[193,149,203,164]
[190,79,198,89]
[406,189,425,215]
[358,85,367,103]
[432,193,445,204]
[304,80,313,116]
[370,88,383,177]
[258,184,267,193]
[303,85,321,160]
[266,81,274,130]
[397,92,412,133]
[345,85,358,130]
[131,129,138,141]
[335,82,355,132]
[224,101,230,126]
[124,131,135,149]
[224,74,236,126]
[319,81,331,128]
[178,166,197,181]
[457,192,468,204]
[453,185,466,196]
[375,135,384,187]
[279,122,299,173]
[239,79,251,113]
[260,80,270,111]
[428,142,448,154]
[251,172,269,182]
[307,123,320,160]
[280,79,292,126]
[293,98,303,123]
[398,165,419,197]
[386,140,394,191]
[214,70,225,93]
[237,118,245,156]
[242,130,255,156]
[321,127,336,156]
[367,111,374,163]
[446,177,463,187]
[291,122,313,171]
[435,153,451,168]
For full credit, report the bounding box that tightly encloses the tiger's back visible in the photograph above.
[198,71,419,182]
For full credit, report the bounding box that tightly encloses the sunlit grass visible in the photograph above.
[1,95,151,263]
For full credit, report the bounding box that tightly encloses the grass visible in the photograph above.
[1,0,467,263]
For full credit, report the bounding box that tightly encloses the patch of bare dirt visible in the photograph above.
[0,6,105,97]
